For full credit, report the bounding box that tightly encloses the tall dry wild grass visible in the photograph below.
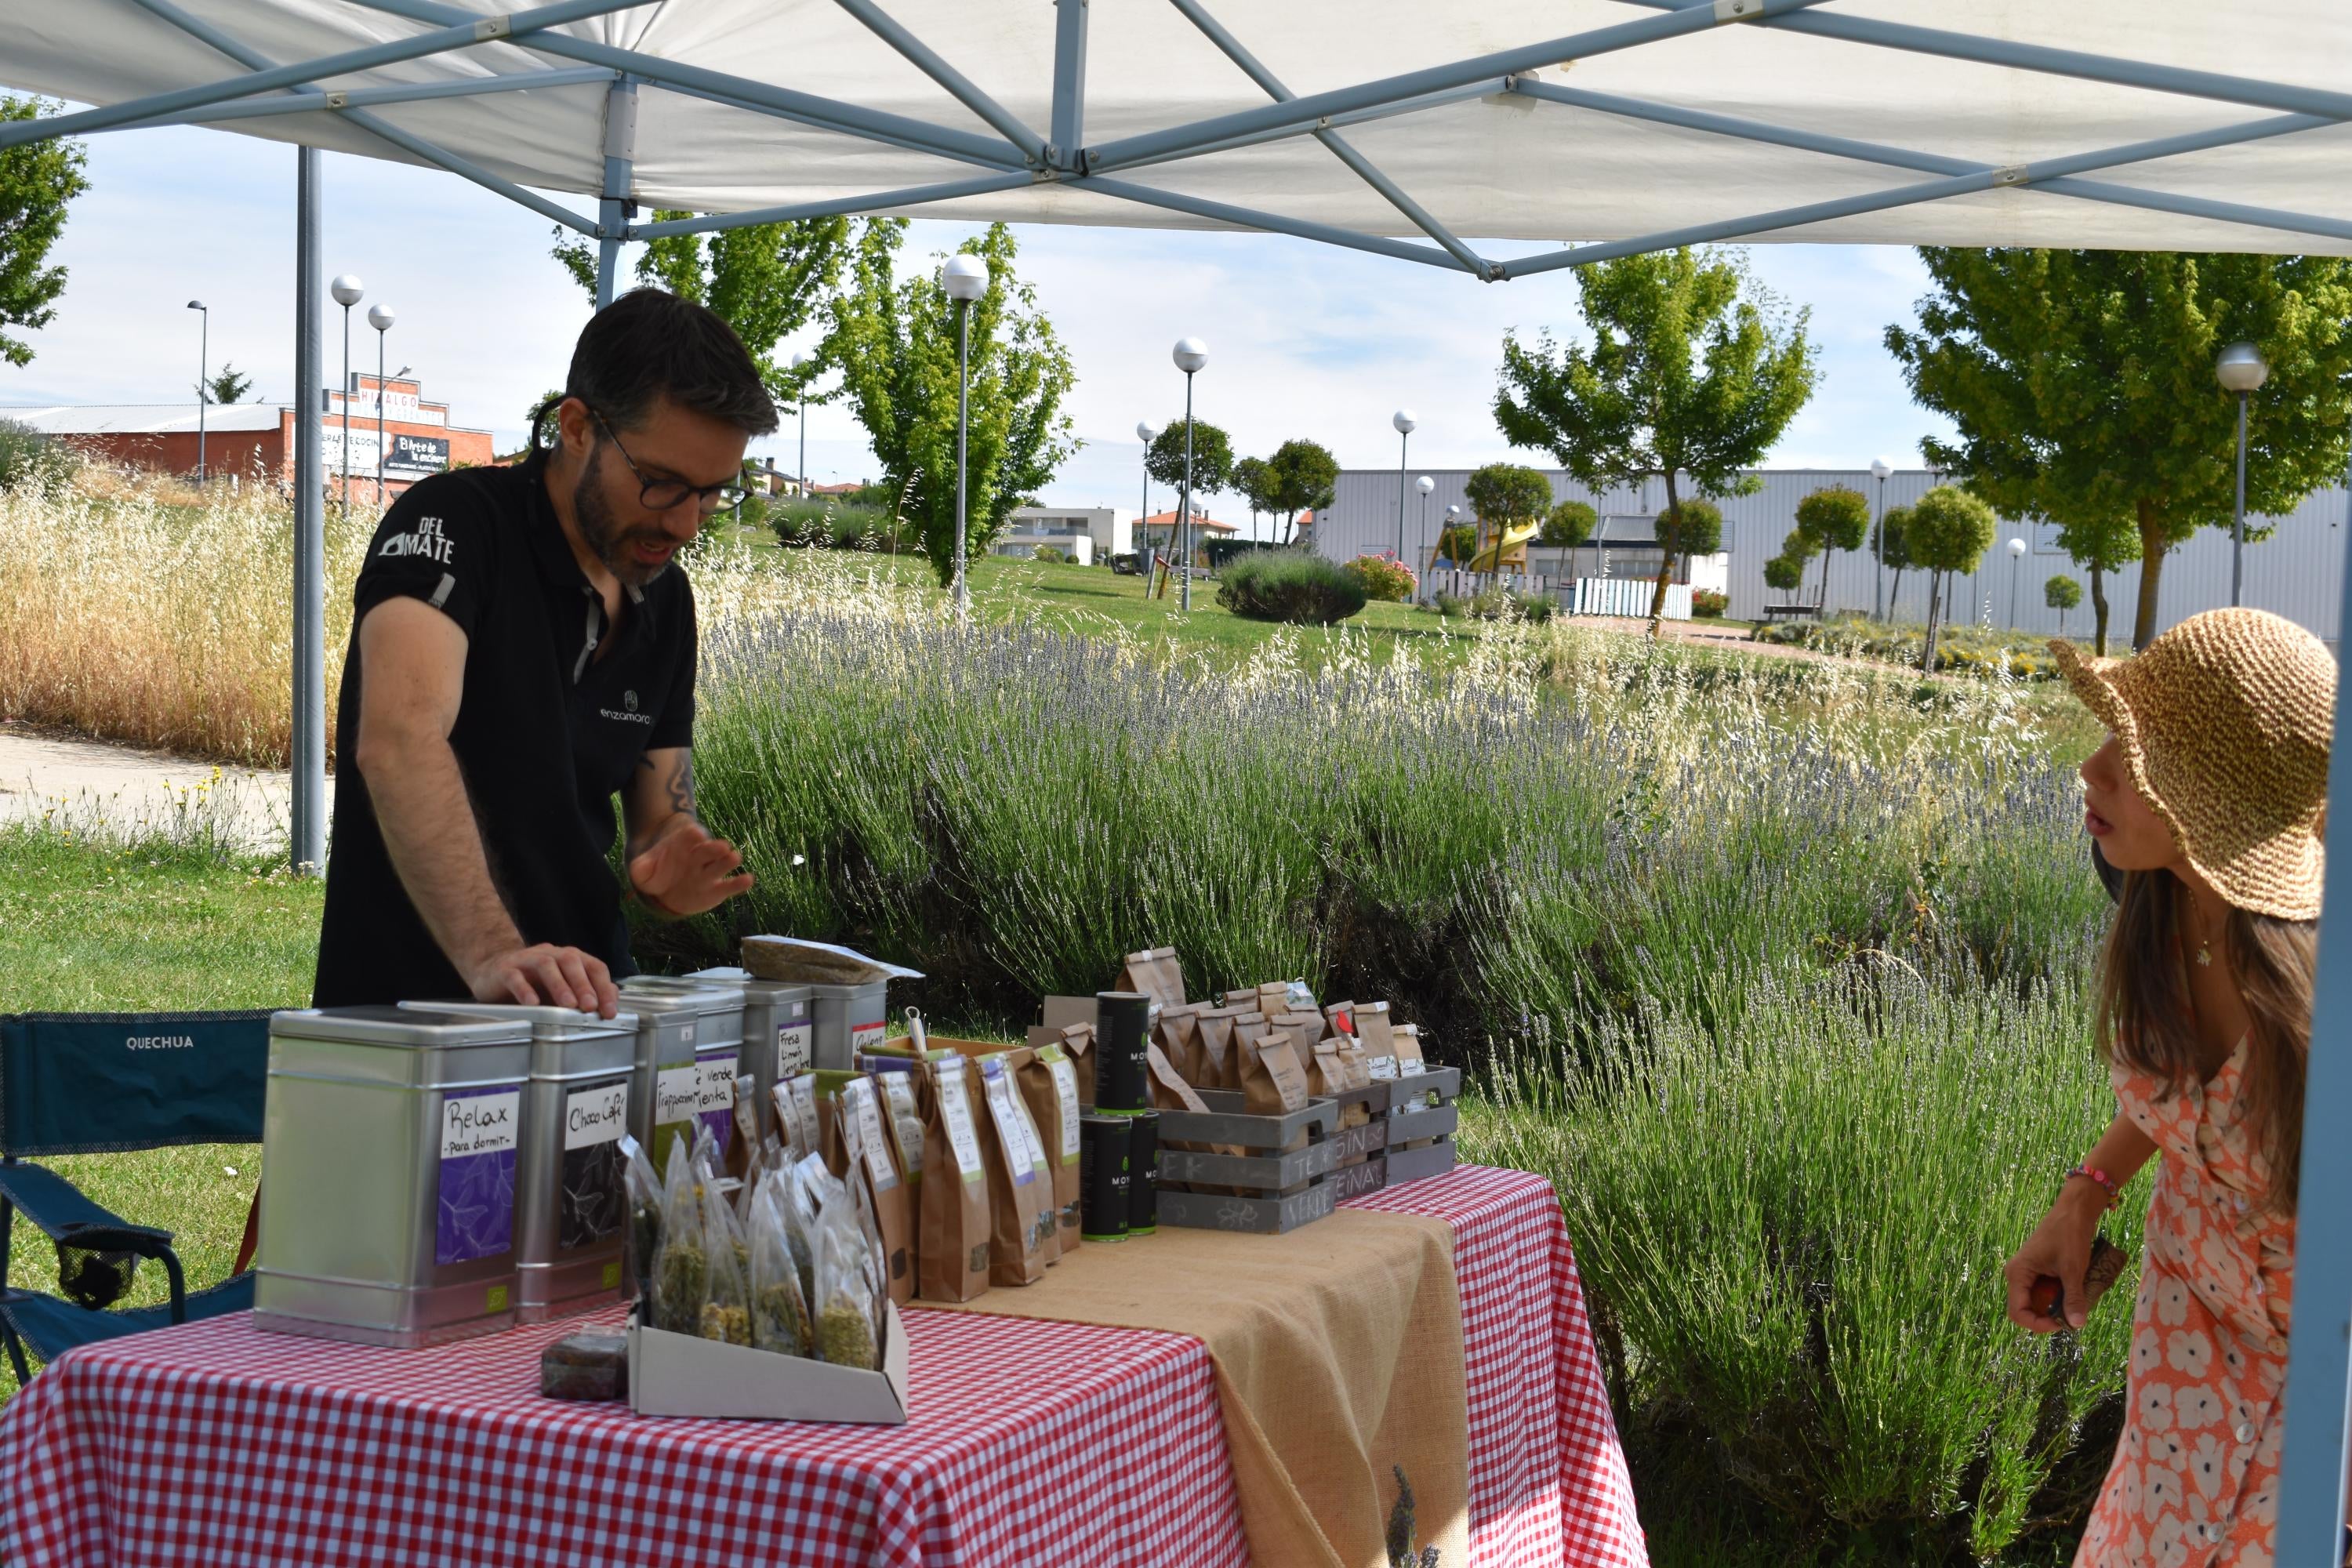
[3,470,372,765]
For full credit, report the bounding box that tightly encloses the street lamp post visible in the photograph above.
[328,274,364,512]
[1135,421,1159,572]
[1869,457,1893,621]
[942,253,990,620]
[1172,339,1208,611]
[367,303,394,507]
[2216,341,2269,608]
[2005,535,2027,629]
[1414,474,1433,566]
[187,300,209,485]
[1391,411,1417,568]
[789,350,812,504]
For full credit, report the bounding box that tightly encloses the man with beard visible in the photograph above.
[312,289,767,1011]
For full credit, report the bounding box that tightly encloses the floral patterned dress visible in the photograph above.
[2077,1038,2299,1568]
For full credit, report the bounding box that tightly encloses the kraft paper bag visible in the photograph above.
[1118,946,1187,1008]
[916,1055,991,1304]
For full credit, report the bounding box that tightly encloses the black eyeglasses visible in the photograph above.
[587,408,750,516]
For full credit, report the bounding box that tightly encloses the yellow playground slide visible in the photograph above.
[1465,521,1539,573]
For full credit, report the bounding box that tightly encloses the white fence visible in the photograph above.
[1424,569,1693,621]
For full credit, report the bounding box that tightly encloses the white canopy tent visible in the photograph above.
[2,1,2349,1549]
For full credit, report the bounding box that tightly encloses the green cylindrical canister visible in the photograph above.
[1094,991,1151,1112]
[1126,1109,1159,1236]
[1080,1113,1131,1242]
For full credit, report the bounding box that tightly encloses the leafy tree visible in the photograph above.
[1793,485,1869,612]
[1495,247,1816,631]
[821,221,1078,588]
[1762,550,1806,604]
[1540,499,1596,549]
[554,210,848,408]
[1146,418,1232,505]
[1657,497,1722,588]
[1263,437,1338,545]
[1462,462,1553,567]
[0,97,91,368]
[1905,485,1997,672]
[1886,248,2352,649]
[2045,572,2083,639]
[1436,523,1476,565]
[2049,510,2136,656]
[1231,455,1276,540]
[1874,504,1915,618]
[200,364,252,405]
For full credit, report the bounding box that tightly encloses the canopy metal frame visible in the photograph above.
[4,2,2347,1546]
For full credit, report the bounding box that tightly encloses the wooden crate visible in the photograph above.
[1384,1066,1460,1188]
[1156,1091,1341,1235]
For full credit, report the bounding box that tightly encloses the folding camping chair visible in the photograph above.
[0,1011,270,1382]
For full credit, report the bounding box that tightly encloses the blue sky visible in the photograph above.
[5,124,1960,533]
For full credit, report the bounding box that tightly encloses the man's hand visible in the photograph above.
[626,815,753,919]
[465,943,620,1016]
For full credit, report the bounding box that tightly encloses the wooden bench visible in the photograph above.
[1757,604,1823,621]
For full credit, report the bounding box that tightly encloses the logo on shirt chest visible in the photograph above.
[598,688,654,725]
[378,514,455,563]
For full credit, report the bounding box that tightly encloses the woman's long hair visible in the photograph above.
[2097,868,2318,1215]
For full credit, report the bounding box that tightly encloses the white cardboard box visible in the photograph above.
[626,1299,910,1423]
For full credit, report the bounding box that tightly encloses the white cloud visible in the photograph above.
[5,124,1958,517]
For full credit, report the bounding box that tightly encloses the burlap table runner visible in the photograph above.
[925,1207,1468,1568]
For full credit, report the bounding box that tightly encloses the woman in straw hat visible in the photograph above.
[2003,608,2333,1568]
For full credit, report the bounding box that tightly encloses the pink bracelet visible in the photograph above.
[2065,1164,2123,1210]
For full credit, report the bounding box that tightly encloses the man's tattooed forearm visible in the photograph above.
[666,751,695,817]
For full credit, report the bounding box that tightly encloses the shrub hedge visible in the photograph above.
[1214,549,1367,623]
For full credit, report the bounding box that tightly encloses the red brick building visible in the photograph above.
[13,372,495,506]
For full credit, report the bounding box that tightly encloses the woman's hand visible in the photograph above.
[2004,1181,2107,1332]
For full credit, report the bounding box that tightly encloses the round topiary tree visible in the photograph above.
[2044,572,2082,638]
[1793,485,1870,612]
[1657,497,1722,600]
[1874,503,1915,621]
[1463,462,1554,569]
[1763,550,1806,605]
[1906,485,1998,672]
[1539,499,1597,549]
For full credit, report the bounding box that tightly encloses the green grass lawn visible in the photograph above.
[749,544,1472,667]
[0,826,318,1396]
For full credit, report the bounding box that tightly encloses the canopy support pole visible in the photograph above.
[0,0,644,150]
[1511,80,2352,255]
[2278,547,2352,1559]
[626,170,1038,240]
[596,76,637,310]
[830,0,1046,163]
[347,0,1027,170]
[1072,175,1474,273]
[1165,0,1490,276]
[111,66,619,132]
[1049,0,1087,169]
[124,0,601,234]
[292,146,326,878]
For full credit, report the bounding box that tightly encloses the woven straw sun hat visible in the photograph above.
[2052,608,2334,920]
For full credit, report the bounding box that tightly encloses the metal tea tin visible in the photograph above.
[603,983,702,1167]
[621,976,746,1160]
[809,979,890,1072]
[254,1006,532,1347]
[408,1003,637,1323]
[688,965,813,1142]
[1125,1109,1160,1237]
[1080,1113,1131,1242]
[1093,991,1151,1112]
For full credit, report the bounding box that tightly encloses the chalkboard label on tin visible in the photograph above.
[437,1087,520,1265]
[777,1022,814,1077]
[557,1081,630,1251]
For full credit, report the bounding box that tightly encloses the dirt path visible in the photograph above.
[1572,615,1892,667]
[0,720,303,851]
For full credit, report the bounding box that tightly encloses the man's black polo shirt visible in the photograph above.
[314,454,698,1007]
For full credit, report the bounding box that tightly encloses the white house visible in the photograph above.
[1004,505,1134,562]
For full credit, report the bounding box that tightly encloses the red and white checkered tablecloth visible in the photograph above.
[0,1164,1644,1568]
